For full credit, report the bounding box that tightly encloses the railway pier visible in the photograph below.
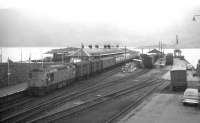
[0,55,199,123]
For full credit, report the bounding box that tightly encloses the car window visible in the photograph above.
[185,90,197,96]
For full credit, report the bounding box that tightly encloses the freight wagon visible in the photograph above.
[166,53,173,65]
[73,61,91,80]
[170,67,187,91]
[90,59,102,75]
[140,54,158,68]
[101,57,116,70]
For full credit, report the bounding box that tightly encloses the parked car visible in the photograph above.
[182,88,199,105]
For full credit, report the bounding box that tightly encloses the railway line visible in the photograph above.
[0,66,121,120]
[0,68,149,123]
[0,65,122,113]
[32,78,167,123]
[106,80,170,123]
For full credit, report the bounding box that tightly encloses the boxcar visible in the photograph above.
[141,54,153,68]
[166,53,173,65]
[74,61,91,80]
[141,54,159,68]
[170,67,187,91]
[90,59,102,75]
[101,57,116,70]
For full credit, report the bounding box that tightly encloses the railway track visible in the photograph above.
[0,69,149,123]
[106,81,167,123]
[0,66,121,120]
[0,65,121,113]
[31,78,166,123]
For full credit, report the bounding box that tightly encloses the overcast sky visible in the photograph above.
[0,0,200,47]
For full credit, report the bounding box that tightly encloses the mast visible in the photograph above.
[176,34,179,49]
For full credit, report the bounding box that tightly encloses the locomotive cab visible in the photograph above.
[28,69,48,87]
[27,68,51,96]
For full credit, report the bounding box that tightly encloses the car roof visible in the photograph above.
[184,88,198,95]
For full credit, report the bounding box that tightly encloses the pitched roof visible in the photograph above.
[70,48,130,57]
[148,49,161,54]
[45,47,79,54]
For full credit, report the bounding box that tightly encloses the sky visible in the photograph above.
[0,0,200,47]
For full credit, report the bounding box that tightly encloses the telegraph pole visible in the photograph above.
[7,57,10,86]
[29,49,31,63]
[40,49,44,69]
[29,49,31,71]
[62,52,64,64]
[125,45,127,60]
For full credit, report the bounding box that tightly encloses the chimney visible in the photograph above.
[88,45,92,49]
[107,44,111,49]
[81,43,84,49]
[116,45,119,48]
[95,45,99,48]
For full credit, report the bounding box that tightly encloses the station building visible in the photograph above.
[47,46,139,63]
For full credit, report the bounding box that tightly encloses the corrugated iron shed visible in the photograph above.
[70,48,130,57]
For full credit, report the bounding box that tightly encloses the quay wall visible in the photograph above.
[0,63,56,88]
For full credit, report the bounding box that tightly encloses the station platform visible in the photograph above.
[119,93,200,123]
[0,82,27,97]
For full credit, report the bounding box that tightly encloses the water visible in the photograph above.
[1,47,200,68]
[0,47,63,62]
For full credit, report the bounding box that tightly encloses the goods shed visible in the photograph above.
[70,48,137,62]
